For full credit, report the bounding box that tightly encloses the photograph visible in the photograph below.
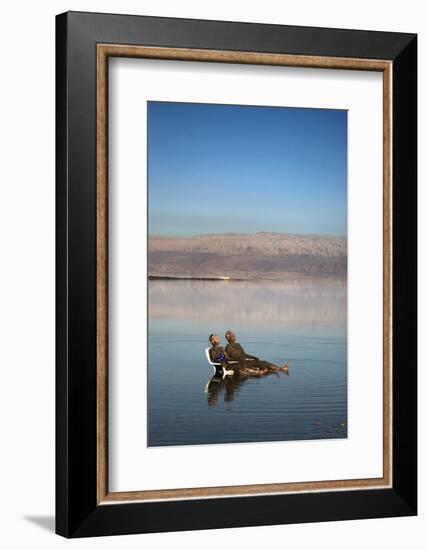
[0,1,420,544]
[147,100,348,446]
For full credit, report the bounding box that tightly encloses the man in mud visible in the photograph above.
[224,330,290,373]
[208,334,265,377]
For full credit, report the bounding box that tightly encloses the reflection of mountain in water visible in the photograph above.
[149,279,346,328]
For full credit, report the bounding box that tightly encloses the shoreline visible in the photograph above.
[148,275,346,282]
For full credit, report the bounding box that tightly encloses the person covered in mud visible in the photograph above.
[224,329,290,374]
[208,334,265,377]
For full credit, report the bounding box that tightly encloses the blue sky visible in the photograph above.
[148,101,347,236]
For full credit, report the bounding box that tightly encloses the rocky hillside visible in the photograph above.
[148,232,347,280]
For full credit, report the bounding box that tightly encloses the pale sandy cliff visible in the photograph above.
[148,232,347,280]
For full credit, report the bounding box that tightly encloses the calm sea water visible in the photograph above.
[148,279,347,446]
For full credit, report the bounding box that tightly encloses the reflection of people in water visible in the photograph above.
[205,373,249,406]
[208,334,265,377]
[225,330,290,373]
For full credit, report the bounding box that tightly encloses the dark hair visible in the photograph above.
[225,329,233,340]
[208,334,215,344]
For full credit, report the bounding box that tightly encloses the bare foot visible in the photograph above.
[281,363,290,372]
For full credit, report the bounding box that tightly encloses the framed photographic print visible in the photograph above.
[55,11,417,537]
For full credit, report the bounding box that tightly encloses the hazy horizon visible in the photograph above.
[149,230,347,238]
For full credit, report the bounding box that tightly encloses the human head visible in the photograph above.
[209,333,220,347]
[225,330,236,343]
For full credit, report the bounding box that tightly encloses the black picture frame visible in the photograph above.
[56,11,417,538]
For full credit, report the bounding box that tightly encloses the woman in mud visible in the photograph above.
[208,334,266,377]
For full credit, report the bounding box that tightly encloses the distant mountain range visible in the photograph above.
[148,232,347,280]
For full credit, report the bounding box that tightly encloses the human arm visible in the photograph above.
[225,343,240,361]
[210,347,234,364]
[237,343,259,361]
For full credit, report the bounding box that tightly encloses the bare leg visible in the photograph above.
[260,361,290,373]
[240,366,265,377]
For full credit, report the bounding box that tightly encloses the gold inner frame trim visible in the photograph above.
[96,44,393,505]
